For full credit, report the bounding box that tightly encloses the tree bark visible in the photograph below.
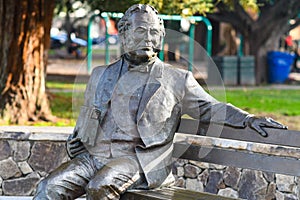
[0,0,55,124]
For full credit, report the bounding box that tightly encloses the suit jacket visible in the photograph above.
[72,57,249,188]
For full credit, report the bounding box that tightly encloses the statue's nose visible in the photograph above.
[144,30,152,42]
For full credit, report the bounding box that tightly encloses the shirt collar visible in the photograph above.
[123,56,155,73]
[128,64,151,73]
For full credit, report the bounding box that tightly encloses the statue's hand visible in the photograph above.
[66,137,87,158]
[245,116,288,137]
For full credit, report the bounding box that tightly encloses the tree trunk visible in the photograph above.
[248,33,282,84]
[0,0,55,124]
[247,19,291,84]
[65,0,73,55]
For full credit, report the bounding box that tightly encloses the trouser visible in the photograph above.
[33,153,142,200]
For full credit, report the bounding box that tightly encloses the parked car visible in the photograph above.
[50,33,87,49]
[92,34,119,46]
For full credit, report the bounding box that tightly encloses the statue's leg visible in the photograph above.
[34,154,97,200]
[86,157,142,200]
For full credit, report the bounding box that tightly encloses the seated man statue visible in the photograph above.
[34,4,286,200]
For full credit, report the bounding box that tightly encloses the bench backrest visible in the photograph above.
[173,118,300,176]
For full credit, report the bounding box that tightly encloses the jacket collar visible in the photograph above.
[94,57,164,122]
[136,57,164,121]
[94,59,123,120]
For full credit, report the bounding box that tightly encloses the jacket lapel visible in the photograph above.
[94,58,123,121]
[137,58,164,121]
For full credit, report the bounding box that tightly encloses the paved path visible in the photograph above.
[47,57,207,75]
[47,57,300,88]
[47,58,100,75]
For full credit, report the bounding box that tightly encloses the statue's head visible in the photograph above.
[118,4,165,64]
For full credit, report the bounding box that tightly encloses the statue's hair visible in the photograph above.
[118,4,165,36]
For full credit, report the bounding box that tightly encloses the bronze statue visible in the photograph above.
[34,4,286,200]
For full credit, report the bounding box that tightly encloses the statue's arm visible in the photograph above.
[181,71,287,137]
[66,67,104,158]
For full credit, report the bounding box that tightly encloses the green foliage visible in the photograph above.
[138,0,261,16]
[86,0,140,12]
[239,0,259,11]
[54,0,261,17]
[54,0,88,15]
[221,0,259,12]
[141,0,215,15]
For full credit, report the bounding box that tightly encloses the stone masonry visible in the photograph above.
[172,159,300,200]
[0,126,299,199]
[0,126,71,196]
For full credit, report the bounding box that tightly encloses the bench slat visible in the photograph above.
[121,187,238,200]
[178,118,300,148]
[174,143,300,176]
[174,133,300,159]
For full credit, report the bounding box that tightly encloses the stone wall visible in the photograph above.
[0,126,299,199]
[0,126,71,196]
[172,159,300,200]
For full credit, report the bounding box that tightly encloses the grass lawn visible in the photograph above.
[46,81,86,90]
[45,82,300,130]
[223,88,300,116]
[213,88,300,130]
[28,81,86,126]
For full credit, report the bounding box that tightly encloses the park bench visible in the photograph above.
[121,118,300,200]
[0,118,299,199]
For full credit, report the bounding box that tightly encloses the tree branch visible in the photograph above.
[253,0,300,47]
[290,18,300,30]
[233,0,254,25]
[258,0,299,29]
[208,0,255,36]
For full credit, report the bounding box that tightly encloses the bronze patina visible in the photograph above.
[34,4,286,200]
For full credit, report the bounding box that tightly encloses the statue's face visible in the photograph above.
[122,12,163,62]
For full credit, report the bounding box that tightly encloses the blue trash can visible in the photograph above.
[267,51,295,83]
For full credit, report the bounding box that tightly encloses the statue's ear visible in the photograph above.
[119,34,126,54]
[157,34,164,51]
